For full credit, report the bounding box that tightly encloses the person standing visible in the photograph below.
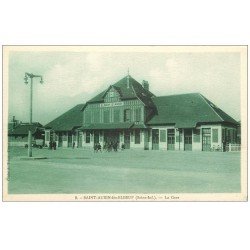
[49,140,52,150]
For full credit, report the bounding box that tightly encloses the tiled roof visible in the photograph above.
[147,93,238,127]
[87,75,155,107]
[45,104,85,131]
[8,122,43,135]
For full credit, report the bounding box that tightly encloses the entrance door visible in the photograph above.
[184,129,192,151]
[202,128,211,151]
[144,130,149,150]
[94,131,99,143]
[58,133,63,147]
[77,131,82,148]
[68,133,72,147]
[124,130,130,149]
[167,129,175,150]
[104,131,119,145]
[152,129,159,150]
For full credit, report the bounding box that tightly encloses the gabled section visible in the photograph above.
[199,94,238,125]
[86,75,156,108]
[102,85,121,102]
[147,93,238,127]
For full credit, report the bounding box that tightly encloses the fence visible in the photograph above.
[225,143,241,152]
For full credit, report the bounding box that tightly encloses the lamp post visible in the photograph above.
[24,73,44,157]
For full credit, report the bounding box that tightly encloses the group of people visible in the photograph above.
[104,141,119,152]
[93,141,126,152]
[49,141,57,150]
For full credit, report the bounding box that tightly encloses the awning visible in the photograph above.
[80,123,134,130]
[131,124,148,129]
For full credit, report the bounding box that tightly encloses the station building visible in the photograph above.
[45,75,238,151]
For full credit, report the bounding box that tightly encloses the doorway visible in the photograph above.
[202,128,211,151]
[167,129,175,150]
[184,129,192,151]
[152,129,159,150]
[124,130,130,149]
[104,130,119,144]
[94,131,100,143]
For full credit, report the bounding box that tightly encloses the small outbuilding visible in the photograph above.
[8,122,44,147]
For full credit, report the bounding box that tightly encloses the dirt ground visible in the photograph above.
[7,146,241,194]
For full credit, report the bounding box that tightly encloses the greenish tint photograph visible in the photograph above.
[2,45,248,201]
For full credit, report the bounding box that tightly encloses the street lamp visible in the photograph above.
[24,72,44,157]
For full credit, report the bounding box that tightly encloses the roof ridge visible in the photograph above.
[155,92,201,98]
[198,93,224,122]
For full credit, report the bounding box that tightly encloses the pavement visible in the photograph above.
[7,146,241,194]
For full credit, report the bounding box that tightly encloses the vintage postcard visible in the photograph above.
[2,45,247,201]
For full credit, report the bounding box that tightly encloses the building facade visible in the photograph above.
[45,75,239,151]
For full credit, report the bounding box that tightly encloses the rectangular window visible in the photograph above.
[86,131,91,143]
[103,110,110,123]
[124,109,131,122]
[135,108,141,122]
[193,129,200,142]
[160,130,167,142]
[212,128,218,143]
[85,111,91,123]
[135,130,140,144]
[114,109,120,123]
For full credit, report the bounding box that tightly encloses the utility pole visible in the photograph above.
[24,73,44,157]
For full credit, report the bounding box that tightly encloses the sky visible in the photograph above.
[8,50,241,125]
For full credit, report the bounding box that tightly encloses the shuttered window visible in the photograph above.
[212,128,218,143]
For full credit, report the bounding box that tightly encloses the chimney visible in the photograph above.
[142,80,149,91]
